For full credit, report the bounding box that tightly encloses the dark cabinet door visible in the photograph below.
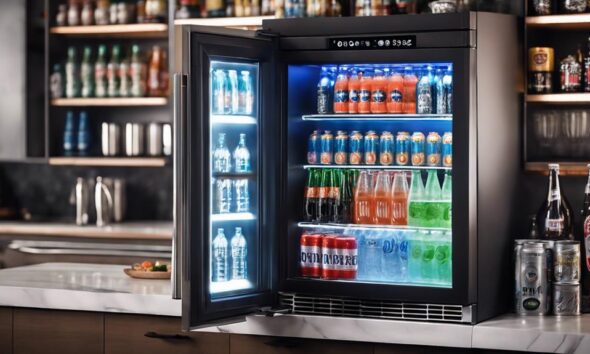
[0,307,12,354]
[229,334,374,354]
[13,309,103,354]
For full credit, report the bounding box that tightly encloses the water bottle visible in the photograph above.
[357,231,383,281]
[215,178,232,213]
[238,71,254,115]
[441,170,452,229]
[77,111,90,156]
[424,170,443,228]
[434,68,447,114]
[213,133,231,173]
[234,178,249,212]
[408,230,423,283]
[212,228,228,282]
[382,231,400,282]
[317,67,332,114]
[421,231,435,284]
[231,227,247,280]
[408,170,426,227]
[233,133,251,173]
[435,231,452,286]
[398,231,409,282]
[212,69,226,115]
[417,66,433,114]
[443,67,453,114]
[63,111,76,156]
[228,70,239,114]
[431,67,441,114]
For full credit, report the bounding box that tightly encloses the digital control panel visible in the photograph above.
[328,35,417,50]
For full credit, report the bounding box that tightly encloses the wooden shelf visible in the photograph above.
[526,93,590,104]
[51,97,168,107]
[526,14,590,29]
[48,157,168,167]
[174,16,273,28]
[50,23,168,37]
[525,162,589,176]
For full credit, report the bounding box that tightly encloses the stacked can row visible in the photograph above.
[307,130,453,167]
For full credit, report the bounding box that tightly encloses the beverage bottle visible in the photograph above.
[50,64,65,99]
[370,69,387,114]
[238,71,254,115]
[130,45,146,97]
[226,0,235,17]
[537,164,574,240]
[408,170,426,227]
[435,231,452,285]
[317,66,332,114]
[348,69,360,114]
[68,0,81,25]
[424,169,443,228]
[357,231,384,280]
[440,170,452,229]
[119,55,131,98]
[212,228,229,282]
[433,68,444,114]
[443,66,453,114]
[330,169,343,222]
[207,0,226,17]
[417,66,433,114]
[176,0,201,19]
[386,69,403,113]
[333,67,349,113]
[213,133,231,173]
[77,111,90,156]
[381,231,400,282]
[303,168,320,222]
[95,45,108,98]
[579,164,590,312]
[408,230,424,282]
[81,0,94,25]
[80,46,94,98]
[402,66,418,114]
[231,227,247,280]
[228,70,239,114]
[421,231,435,283]
[358,69,372,114]
[336,169,353,224]
[65,46,79,98]
[317,169,335,222]
[234,178,249,212]
[528,215,539,239]
[233,133,251,173]
[107,45,121,97]
[215,178,232,213]
[390,172,409,225]
[212,69,226,115]
[147,46,162,97]
[373,171,392,225]
[431,67,441,113]
[63,111,76,156]
[353,170,373,224]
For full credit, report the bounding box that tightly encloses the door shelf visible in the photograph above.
[50,23,168,37]
[291,276,452,289]
[298,222,451,234]
[210,279,253,294]
[48,157,168,167]
[526,14,590,29]
[51,97,168,107]
[302,114,453,121]
[211,115,257,125]
[525,162,589,176]
[303,164,452,171]
[174,16,273,28]
[211,212,256,222]
[526,93,590,104]
[212,172,255,179]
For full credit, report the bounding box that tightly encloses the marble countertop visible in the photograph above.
[0,263,180,316]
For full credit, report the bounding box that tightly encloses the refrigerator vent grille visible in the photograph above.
[279,293,466,323]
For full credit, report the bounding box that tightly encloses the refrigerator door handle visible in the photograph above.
[172,73,187,300]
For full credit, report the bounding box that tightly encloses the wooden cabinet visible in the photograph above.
[375,343,471,354]
[105,313,229,354]
[229,334,373,354]
[13,309,103,354]
[0,307,12,354]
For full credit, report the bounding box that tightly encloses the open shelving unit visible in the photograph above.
[49,23,168,37]
[51,97,168,107]
[48,157,168,167]
[526,14,590,29]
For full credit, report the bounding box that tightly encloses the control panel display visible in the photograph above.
[328,35,417,50]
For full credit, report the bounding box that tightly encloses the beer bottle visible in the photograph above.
[337,169,352,224]
[303,169,319,222]
[80,46,94,98]
[107,45,121,97]
[147,46,162,97]
[65,46,79,98]
[95,45,108,98]
[579,164,590,312]
[537,164,574,240]
[317,169,334,223]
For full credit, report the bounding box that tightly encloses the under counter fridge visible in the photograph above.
[173,12,520,329]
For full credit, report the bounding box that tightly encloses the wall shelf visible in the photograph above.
[48,157,168,167]
[525,162,589,176]
[174,16,273,28]
[526,93,590,104]
[526,14,590,29]
[49,23,168,37]
[51,97,168,107]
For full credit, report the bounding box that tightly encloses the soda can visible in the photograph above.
[411,132,426,166]
[321,234,340,279]
[395,131,410,166]
[307,130,319,165]
[336,235,358,280]
[300,233,323,278]
[349,131,363,165]
[553,283,580,316]
[426,132,442,167]
[554,241,580,284]
[334,131,349,165]
[516,242,549,315]
[320,130,334,165]
[364,131,378,165]
[379,131,395,166]
[442,132,453,167]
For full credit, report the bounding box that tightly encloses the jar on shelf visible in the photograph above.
[56,4,67,26]
[531,0,552,15]
[529,47,554,94]
[560,55,582,92]
[561,0,587,13]
[67,0,81,26]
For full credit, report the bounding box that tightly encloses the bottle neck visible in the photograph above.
[547,169,561,202]
[585,168,590,195]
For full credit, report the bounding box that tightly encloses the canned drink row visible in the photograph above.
[308,130,453,167]
[300,232,358,280]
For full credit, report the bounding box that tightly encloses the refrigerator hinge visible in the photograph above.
[256,306,291,317]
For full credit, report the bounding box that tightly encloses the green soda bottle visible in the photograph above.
[441,170,452,229]
[107,45,121,97]
[408,170,426,227]
[434,231,452,286]
[421,231,435,284]
[80,46,94,98]
[95,45,108,98]
[424,170,443,228]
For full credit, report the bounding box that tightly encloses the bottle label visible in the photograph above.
[371,89,386,102]
[318,186,330,199]
[349,89,359,102]
[546,218,564,232]
[334,90,349,103]
[549,190,561,202]
[584,215,590,271]
[390,90,402,102]
[360,89,370,102]
[305,186,316,199]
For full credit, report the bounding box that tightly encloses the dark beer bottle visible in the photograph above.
[303,169,319,222]
[579,164,590,312]
[537,164,574,240]
[333,169,352,224]
[317,169,334,223]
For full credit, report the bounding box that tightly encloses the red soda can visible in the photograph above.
[336,236,358,280]
[300,233,323,278]
[321,234,340,279]
[363,130,378,165]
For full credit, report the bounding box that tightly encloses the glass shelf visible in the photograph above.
[211,213,256,222]
[298,222,451,234]
[210,279,253,294]
[302,114,453,121]
[291,276,452,288]
[211,115,257,125]
[303,165,451,171]
[212,172,256,179]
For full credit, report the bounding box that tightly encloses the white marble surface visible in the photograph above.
[0,262,180,316]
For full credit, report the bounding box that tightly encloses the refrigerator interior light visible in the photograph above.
[211,115,258,125]
[211,212,257,222]
[210,279,253,294]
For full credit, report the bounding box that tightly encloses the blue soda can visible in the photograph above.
[349,131,363,165]
[320,130,334,165]
[442,132,453,167]
[411,132,426,166]
[364,131,378,165]
[307,130,319,164]
[395,132,410,166]
[334,130,348,165]
[379,131,395,166]
[426,132,442,167]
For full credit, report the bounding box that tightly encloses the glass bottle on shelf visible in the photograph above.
[65,46,80,98]
[424,169,442,228]
[537,164,574,240]
[228,70,240,114]
[238,71,254,115]
[212,69,226,115]
[206,0,227,17]
[579,164,590,312]
[67,0,81,26]
[94,0,110,25]
[81,0,95,26]
[441,170,452,229]
[107,45,121,97]
[77,111,90,156]
[63,111,76,156]
[391,171,409,226]
[56,4,67,26]
[353,170,373,225]
[303,168,320,222]
[80,46,94,98]
[147,46,163,97]
[213,133,232,173]
[176,0,200,18]
[334,169,352,224]
[212,228,229,282]
[408,170,425,227]
[417,66,433,114]
[95,45,108,98]
[130,44,146,97]
[233,133,251,173]
[373,171,392,225]
[230,227,248,280]
[50,64,64,99]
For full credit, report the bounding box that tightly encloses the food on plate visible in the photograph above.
[132,260,169,272]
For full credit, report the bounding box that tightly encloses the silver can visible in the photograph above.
[516,242,549,315]
[553,283,580,316]
[146,123,163,156]
[554,241,580,284]
[124,123,145,156]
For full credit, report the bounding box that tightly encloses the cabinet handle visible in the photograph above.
[264,338,301,348]
[144,331,192,340]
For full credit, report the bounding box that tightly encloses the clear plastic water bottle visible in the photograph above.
[434,68,447,114]
[238,71,254,115]
[233,133,251,173]
[408,170,426,227]
[357,231,383,281]
[234,178,249,212]
[408,230,423,283]
[212,228,228,282]
[398,231,409,282]
[382,231,400,282]
[228,70,239,114]
[212,69,226,115]
[443,66,453,114]
[77,111,90,156]
[417,66,433,114]
[231,227,247,280]
[213,133,231,173]
[215,178,232,213]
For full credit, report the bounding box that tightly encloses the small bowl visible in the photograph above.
[429,0,458,14]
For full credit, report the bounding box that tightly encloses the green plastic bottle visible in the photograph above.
[424,169,443,228]
[408,170,426,227]
[441,170,452,229]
